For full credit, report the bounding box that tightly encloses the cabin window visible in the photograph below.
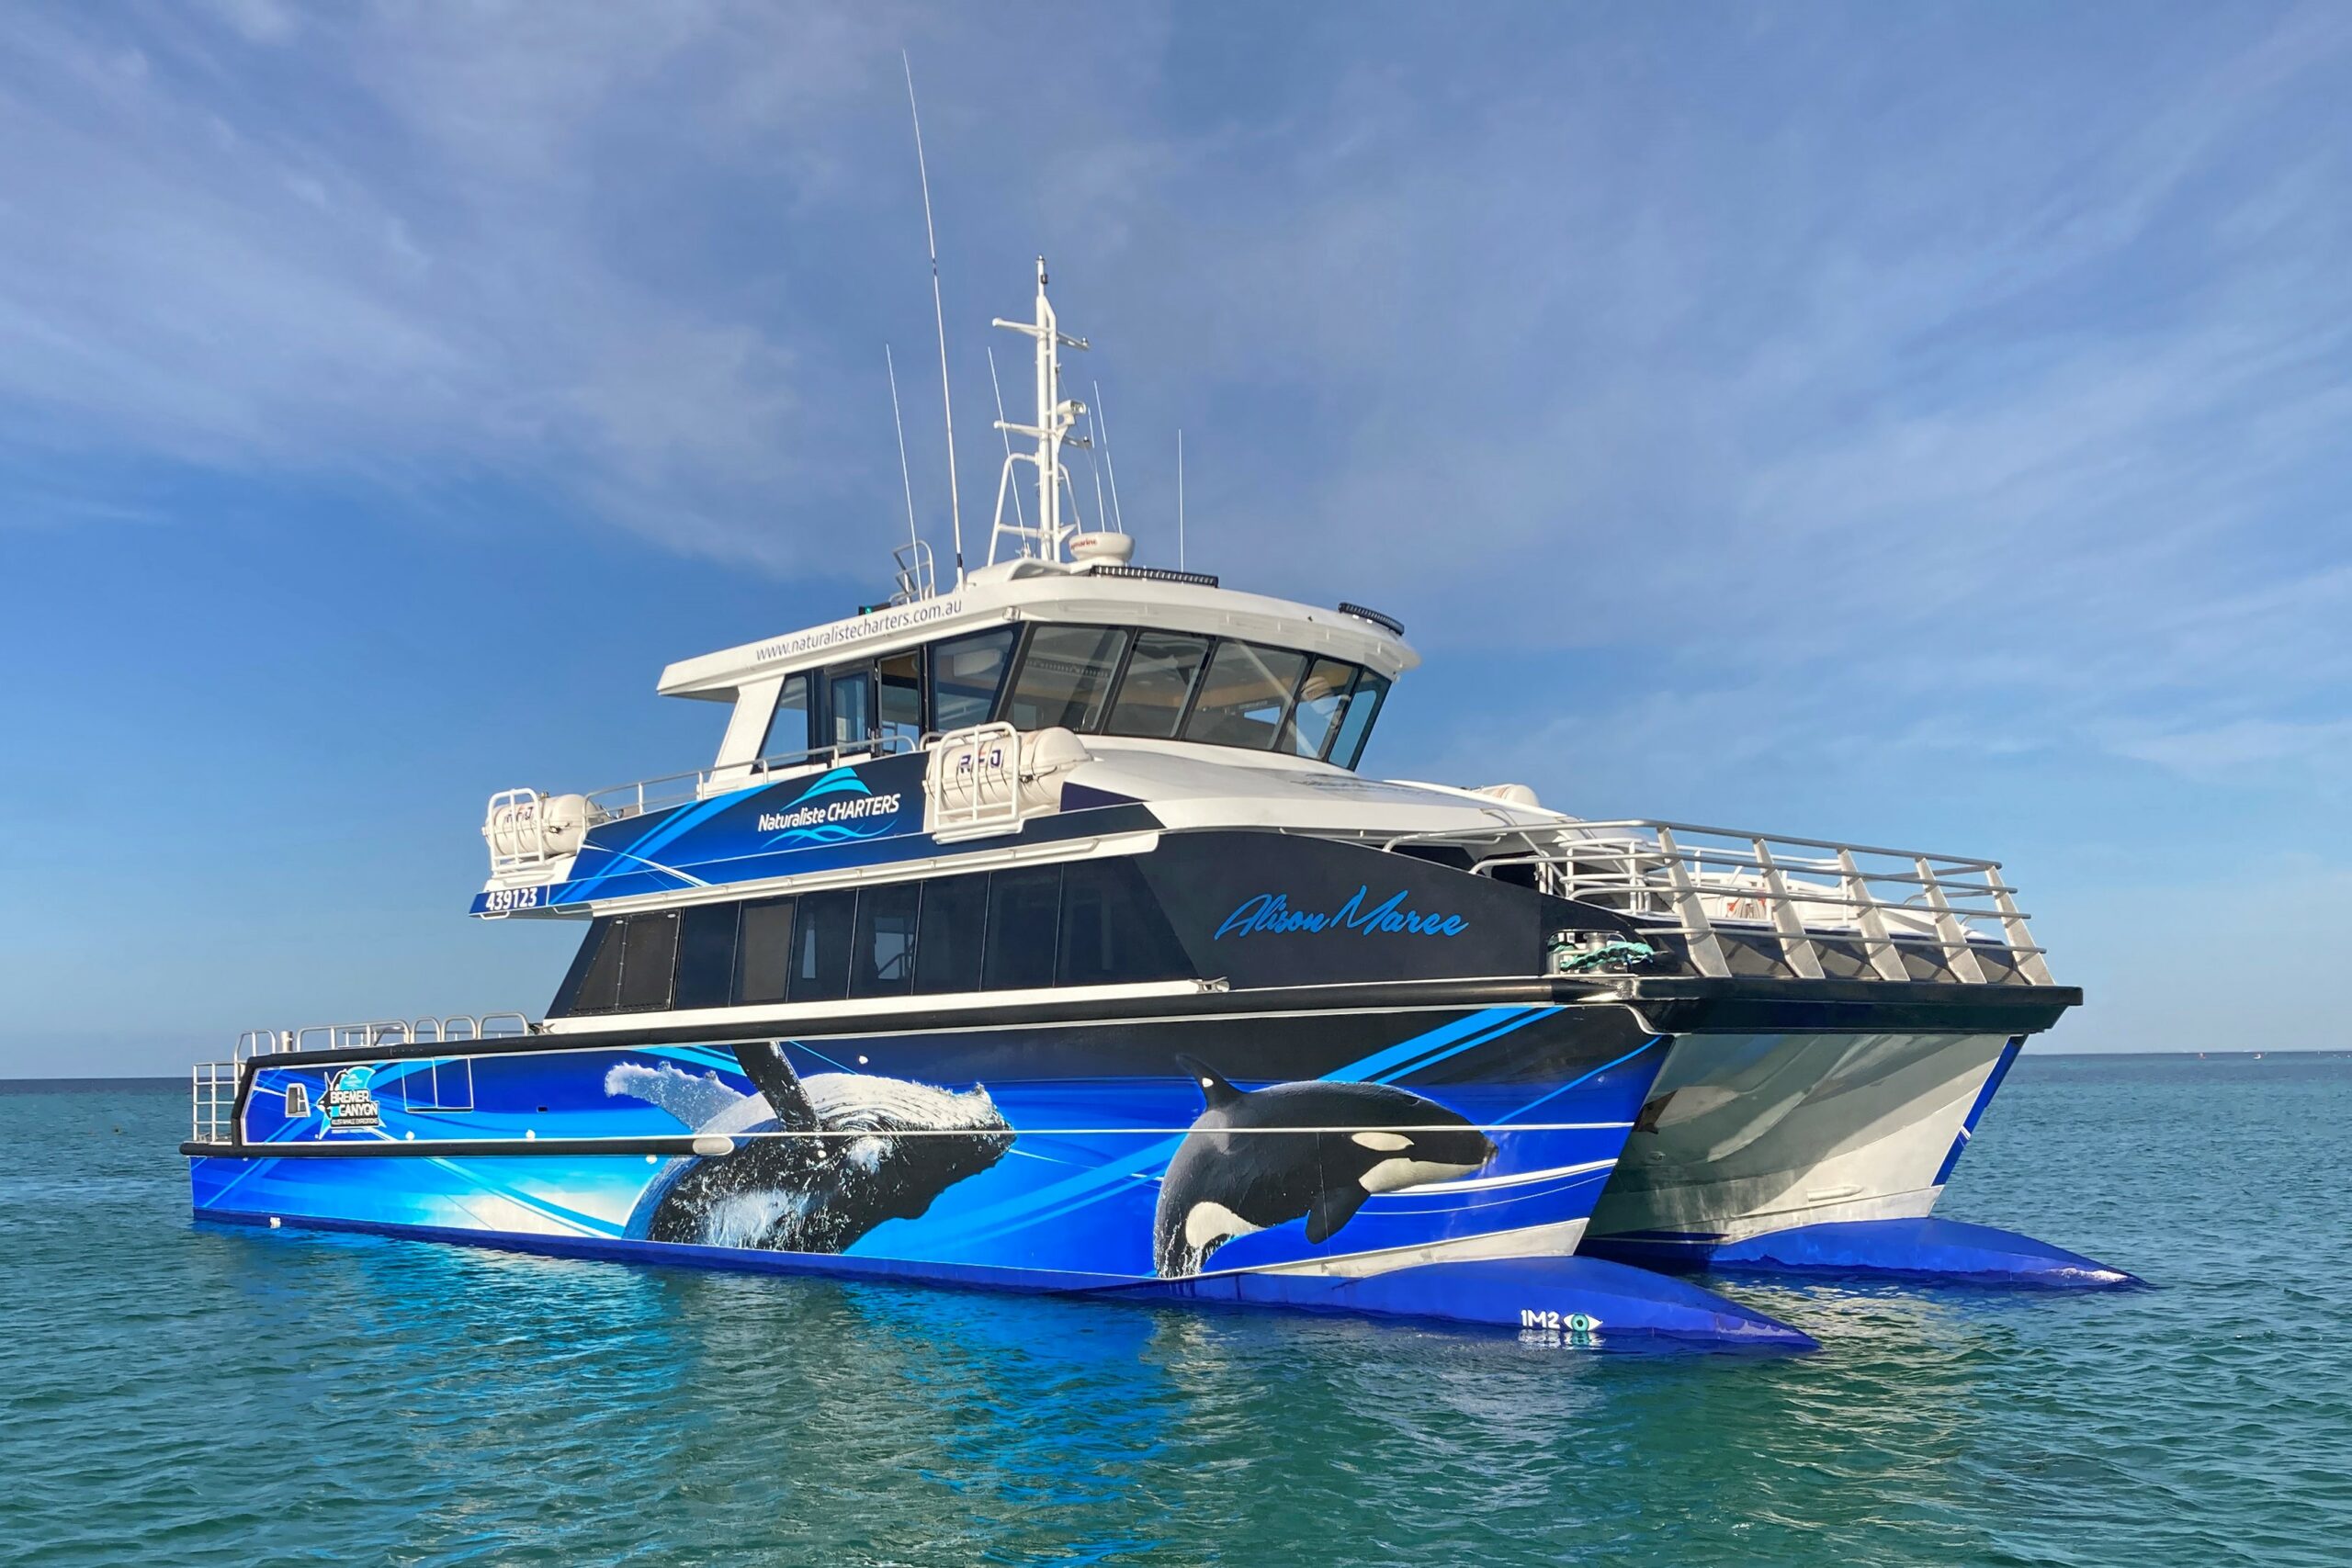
[734,897,797,1006]
[763,672,815,761]
[982,866,1063,990]
[403,1058,474,1112]
[930,627,1017,732]
[1057,859,1192,986]
[570,919,627,1012]
[910,873,988,994]
[878,650,923,750]
[675,903,740,1011]
[1328,673,1388,770]
[284,1082,310,1118]
[851,882,922,998]
[618,910,681,1010]
[1102,631,1210,739]
[1183,641,1308,750]
[1280,659,1359,760]
[1005,626,1129,733]
[789,890,856,1002]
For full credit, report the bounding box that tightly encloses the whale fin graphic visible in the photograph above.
[732,1042,822,1133]
[1173,1054,1243,1111]
[1305,1182,1369,1245]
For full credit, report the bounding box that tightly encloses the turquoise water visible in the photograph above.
[4,1055,2346,1566]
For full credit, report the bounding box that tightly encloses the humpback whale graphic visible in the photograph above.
[609,1044,1012,1253]
[1152,1055,1498,1277]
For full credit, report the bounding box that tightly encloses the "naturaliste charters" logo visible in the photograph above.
[1214,886,1468,941]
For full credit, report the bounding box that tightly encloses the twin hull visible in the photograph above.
[188,1002,2017,1294]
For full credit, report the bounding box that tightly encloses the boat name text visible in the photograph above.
[1214,886,1468,941]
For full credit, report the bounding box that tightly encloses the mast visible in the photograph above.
[988,257,1090,564]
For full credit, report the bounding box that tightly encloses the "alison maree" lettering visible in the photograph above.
[1213,886,1468,941]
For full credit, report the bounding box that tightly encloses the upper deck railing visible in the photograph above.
[486,735,921,876]
[1388,819,2053,987]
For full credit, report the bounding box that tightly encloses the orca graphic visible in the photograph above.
[1151,1055,1498,1277]
[609,1044,1013,1253]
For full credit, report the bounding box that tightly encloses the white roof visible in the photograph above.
[655,558,1419,702]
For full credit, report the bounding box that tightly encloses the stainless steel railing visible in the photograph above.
[1389,819,2053,986]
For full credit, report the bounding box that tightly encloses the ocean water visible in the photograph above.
[3,1055,2346,1567]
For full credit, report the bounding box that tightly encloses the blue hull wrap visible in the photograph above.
[1587,1217,2141,1289]
[188,1006,1813,1340]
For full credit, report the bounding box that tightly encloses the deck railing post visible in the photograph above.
[1655,827,1730,977]
[1753,840,1825,979]
[1916,856,1987,984]
[1988,868,2054,985]
[1838,849,1911,981]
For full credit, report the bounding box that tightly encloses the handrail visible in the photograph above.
[1385,818,2054,986]
[233,1012,538,1061]
[589,735,921,822]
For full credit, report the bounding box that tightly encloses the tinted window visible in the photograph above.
[826,668,872,750]
[912,874,988,994]
[878,650,922,750]
[851,883,922,998]
[618,911,680,1010]
[734,897,796,1005]
[1329,673,1389,770]
[1058,859,1193,987]
[675,903,740,1010]
[790,890,856,1001]
[763,673,813,761]
[1005,626,1128,732]
[930,628,1016,731]
[1184,641,1307,750]
[983,866,1063,990]
[1281,660,1359,759]
[571,919,625,1012]
[1103,631,1210,739]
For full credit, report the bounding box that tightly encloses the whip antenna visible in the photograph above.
[1091,378,1127,535]
[904,52,964,584]
[885,344,919,556]
[1177,427,1186,570]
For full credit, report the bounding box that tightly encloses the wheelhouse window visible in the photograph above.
[1280,658,1358,760]
[930,628,1016,732]
[877,650,922,750]
[763,673,814,761]
[826,667,873,751]
[1004,626,1129,732]
[1327,673,1388,770]
[1183,641,1308,750]
[1102,631,1210,739]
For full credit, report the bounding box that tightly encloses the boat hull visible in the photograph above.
[190,1002,1677,1303]
[1582,1029,2132,1284]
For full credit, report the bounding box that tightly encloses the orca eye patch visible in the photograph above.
[1351,1132,1414,1152]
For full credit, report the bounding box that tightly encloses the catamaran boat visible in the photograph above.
[183,262,2133,1350]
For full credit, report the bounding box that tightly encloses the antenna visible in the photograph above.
[1086,409,1109,534]
[1091,378,1127,535]
[885,344,919,555]
[1177,427,1186,570]
[986,347,1026,531]
[903,52,964,584]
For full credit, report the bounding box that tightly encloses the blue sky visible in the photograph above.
[2,2,2346,1076]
